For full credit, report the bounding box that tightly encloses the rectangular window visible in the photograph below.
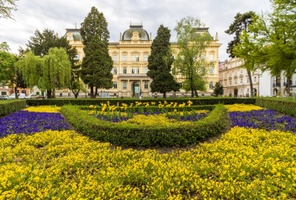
[113,67,117,74]
[132,68,135,74]
[144,55,148,61]
[209,81,214,89]
[144,81,149,89]
[209,67,214,75]
[136,67,139,74]
[136,55,139,62]
[144,67,148,74]
[131,56,135,61]
[123,81,127,89]
[123,67,127,74]
[113,82,117,89]
[123,55,127,61]
[209,54,214,61]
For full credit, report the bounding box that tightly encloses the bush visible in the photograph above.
[255,98,296,117]
[60,104,227,147]
[0,100,27,117]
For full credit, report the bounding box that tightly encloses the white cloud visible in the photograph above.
[0,0,271,60]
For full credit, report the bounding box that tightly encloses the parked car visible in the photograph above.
[25,94,45,99]
[0,95,8,100]
[7,93,26,100]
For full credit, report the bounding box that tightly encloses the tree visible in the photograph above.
[245,0,296,96]
[0,42,10,52]
[0,51,26,98]
[147,25,180,98]
[68,58,87,98]
[212,82,224,97]
[173,16,213,97]
[0,0,17,19]
[17,48,71,98]
[80,6,113,98]
[225,11,257,97]
[25,28,78,98]
[41,48,72,98]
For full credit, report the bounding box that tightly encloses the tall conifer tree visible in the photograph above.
[80,7,113,98]
[147,25,180,98]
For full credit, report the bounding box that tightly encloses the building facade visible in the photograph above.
[219,58,260,97]
[219,57,296,97]
[65,23,221,98]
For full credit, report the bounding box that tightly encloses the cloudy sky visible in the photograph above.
[0,0,272,61]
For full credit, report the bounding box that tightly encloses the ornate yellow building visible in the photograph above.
[65,23,221,98]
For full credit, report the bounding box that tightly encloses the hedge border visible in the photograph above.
[60,104,227,147]
[0,100,27,117]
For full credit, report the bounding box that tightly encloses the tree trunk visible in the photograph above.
[194,90,198,97]
[285,76,292,96]
[72,90,80,98]
[90,87,95,98]
[47,90,52,99]
[247,70,253,97]
[163,92,166,98]
[53,88,56,98]
[14,86,18,99]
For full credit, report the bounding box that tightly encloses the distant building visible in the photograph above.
[219,57,296,97]
[64,23,221,98]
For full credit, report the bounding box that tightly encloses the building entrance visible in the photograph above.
[132,82,140,97]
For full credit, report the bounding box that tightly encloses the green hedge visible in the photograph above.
[0,100,27,117]
[60,104,227,147]
[27,97,256,106]
[255,98,296,117]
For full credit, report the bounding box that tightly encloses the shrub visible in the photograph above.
[60,104,227,147]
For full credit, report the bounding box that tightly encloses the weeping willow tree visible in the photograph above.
[17,48,71,98]
[41,48,71,98]
[16,51,42,88]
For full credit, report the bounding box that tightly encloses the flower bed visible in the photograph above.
[61,104,227,147]
[0,106,70,137]
[0,127,295,199]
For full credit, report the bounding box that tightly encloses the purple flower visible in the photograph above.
[0,110,71,137]
[229,109,296,132]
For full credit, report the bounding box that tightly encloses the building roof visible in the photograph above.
[122,23,150,41]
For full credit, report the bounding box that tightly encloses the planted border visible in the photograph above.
[0,100,27,117]
[60,104,227,147]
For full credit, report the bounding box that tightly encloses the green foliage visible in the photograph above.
[0,51,26,95]
[0,42,10,52]
[173,16,213,97]
[27,29,72,57]
[16,51,42,88]
[225,11,256,58]
[226,11,258,97]
[0,100,27,117]
[17,48,72,98]
[0,50,16,85]
[212,82,224,97]
[0,0,17,19]
[41,48,72,92]
[61,104,227,147]
[80,7,113,98]
[255,97,296,118]
[148,25,181,98]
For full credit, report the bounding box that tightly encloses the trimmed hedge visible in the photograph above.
[60,104,227,147]
[0,100,27,117]
[255,98,296,117]
[27,97,256,106]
